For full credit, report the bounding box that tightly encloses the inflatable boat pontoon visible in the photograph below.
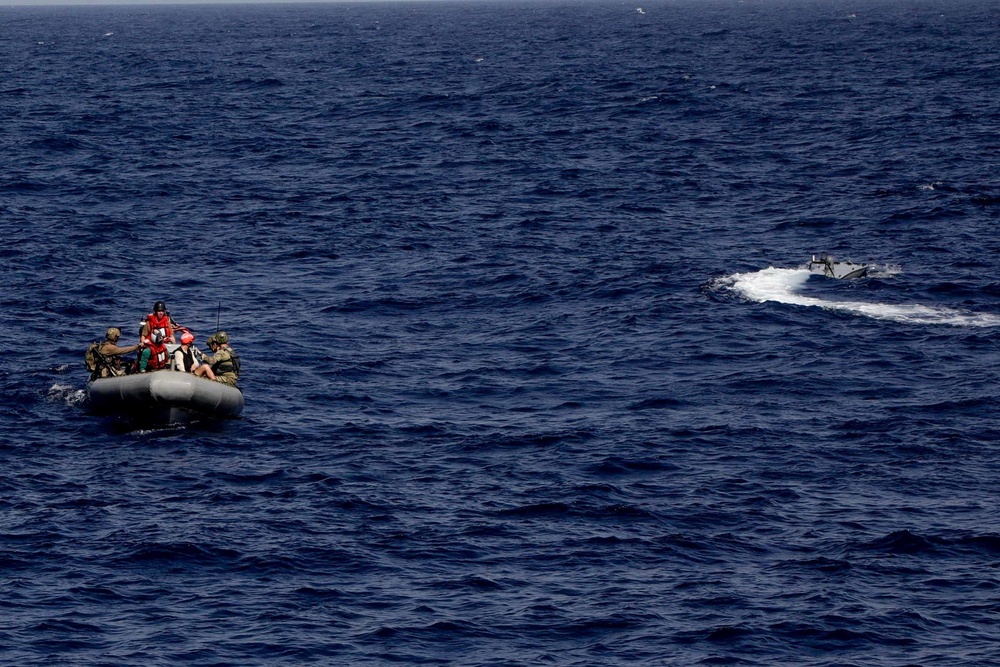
[88,370,243,423]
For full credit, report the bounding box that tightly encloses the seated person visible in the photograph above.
[91,327,142,379]
[140,300,186,344]
[203,331,240,386]
[173,332,216,380]
[138,330,169,372]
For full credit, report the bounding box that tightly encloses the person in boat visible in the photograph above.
[137,330,169,372]
[173,332,216,381]
[140,300,187,345]
[92,327,142,379]
[203,331,240,386]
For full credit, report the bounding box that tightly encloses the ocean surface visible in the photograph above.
[2,0,1000,663]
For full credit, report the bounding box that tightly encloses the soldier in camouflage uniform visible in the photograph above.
[203,331,241,387]
[95,327,142,378]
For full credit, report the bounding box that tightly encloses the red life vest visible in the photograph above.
[145,312,173,344]
[146,343,169,371]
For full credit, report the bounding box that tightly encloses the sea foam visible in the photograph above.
[724,267,1000,327]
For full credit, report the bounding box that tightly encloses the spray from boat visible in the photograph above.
[716,259,1000,327]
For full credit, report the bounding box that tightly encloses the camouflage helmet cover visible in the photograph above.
[106,327,122,340]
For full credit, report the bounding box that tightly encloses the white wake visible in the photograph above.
[721,267,1000,327]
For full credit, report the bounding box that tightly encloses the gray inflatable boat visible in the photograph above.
[88,370,243,423]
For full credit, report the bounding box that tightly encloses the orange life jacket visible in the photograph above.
[147,342,169,370]
[145,312,173,344]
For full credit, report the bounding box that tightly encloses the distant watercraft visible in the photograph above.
[807,254,869,279]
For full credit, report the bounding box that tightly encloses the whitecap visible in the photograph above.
[48,383,86,406]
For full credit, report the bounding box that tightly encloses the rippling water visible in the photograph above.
[3,1,1000,664]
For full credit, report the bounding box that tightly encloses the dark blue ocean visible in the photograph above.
[3,0,1000,663]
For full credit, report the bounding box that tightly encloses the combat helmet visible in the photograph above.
[106,327,121,341]
[211,331,229,345]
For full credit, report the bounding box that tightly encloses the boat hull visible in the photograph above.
[87,371,243,422]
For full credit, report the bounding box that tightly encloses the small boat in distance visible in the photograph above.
[808,254,869,279]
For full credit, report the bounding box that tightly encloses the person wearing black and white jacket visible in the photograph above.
[173,332,216,381]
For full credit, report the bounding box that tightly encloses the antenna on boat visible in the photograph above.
[216,301,221,333]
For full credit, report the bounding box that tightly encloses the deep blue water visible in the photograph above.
[3,0,1000,663]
